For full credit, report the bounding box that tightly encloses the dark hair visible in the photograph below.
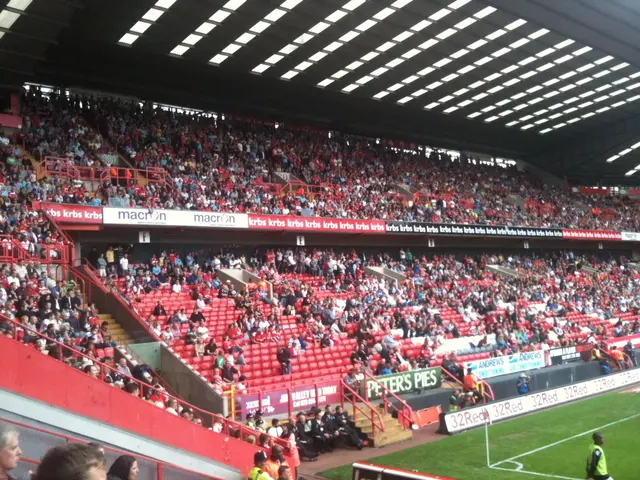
[108,454,136,480]
[34,443,105,480]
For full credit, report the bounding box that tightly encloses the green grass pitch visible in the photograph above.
[320,389,640,480]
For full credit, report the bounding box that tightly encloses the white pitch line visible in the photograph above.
[492,411,640,466]
[491,465,583,480]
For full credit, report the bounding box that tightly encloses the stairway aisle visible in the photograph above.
[98,313,133,346]
[347,403,413,447]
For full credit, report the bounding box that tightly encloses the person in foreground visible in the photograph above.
[248,451,274,480]
[0,422,22,480]
[586,432,612,480]
[32,444,106,480]
[107,455,138,480]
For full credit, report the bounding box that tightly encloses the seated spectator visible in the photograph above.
[34,444,106,480]
[107,455,139,480]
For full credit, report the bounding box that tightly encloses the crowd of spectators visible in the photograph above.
[94,245,640,395]
[6,86,640,232]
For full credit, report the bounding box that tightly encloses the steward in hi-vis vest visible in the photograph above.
[586,432,612,480]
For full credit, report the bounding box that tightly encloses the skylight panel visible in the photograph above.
[417,67,434,76]
[170,45,189,56]
[362,51,379,61]
[142,8,164,22]
[196,22,217,34]
[281,44,298,54]
[496,99,512,106]
[474,6,496,18]
[537,63,554,72]
[371,67,389,76]
[325,10,348,23]
[442,73,459,82]
[425,102,441,109]
[402,48,421,59]
[387,58,405,68]
[492,47,510,57]
[235,32,255,44]
[318,79,333,87]
[437,28,456,40]
[468,39,488,50]
[377,41,396,52]
[388,83,404,91]
[455,88,470,96]
[502,65,519,74]
[555,39,575,49]
[458,65,475,74]
[536,48,555,58]
[529,28,549,39]
[412,88,427,97]
[486,29,506,40]
[504,78,521,86]
[221,43,242,55]
[394,31,414,42]
[340,30,360,42]
[356,75,374,84]
[411,20,432,31]
[595,55,614,65]
[519,57,536,66]
[309,21,330,33]
[130,21,152,34]
[485,116,499,122]
[592,70,611,78]
[356,19,377,31]
[419,39,439,50]
[427,81,443,89]
[472,92,488,101]
[210,10,231,22]
[455,18,477,29]
[577,63,595,72]
[510,38,530,49]
[325,41,343,52]
[611,100,626,108]
[392,0,413,7]
[443,106,460,113]
[540,128,553,134]
[469,80,485,89]
[487,85,504,93]
[309,52,327,61]
[342,84,359,92]
[485,73,502,82]
[373,91,389,99]
[512,93,527,100]
[434,58,452,68]
[520,71,537,79]
[449,0,472,9]
[543,78,560,86]
[575,77,593,85]
[451,49,469,59]
[611,62,630,71]
[155,0,177,7]
[475,57,493,66]
[209,53,228,64]
[430,8,451,20]
[544,91,560,99]
[555,54,572,64]
[343,0,366,10]
[458,99,474,107]
[403,75,419,83]
[373,8,395,20]
[119,33,139,45]
[397,96,413,104]
[468,112,482,118]
[572,46,592,56]
[527,85,543,93]
[506,121,520,127]
[224,0,246,10]
[346,60,363,70]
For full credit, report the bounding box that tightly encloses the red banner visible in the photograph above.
[562,229,622,241]
[42,203,103,224]
[248,214,386,234]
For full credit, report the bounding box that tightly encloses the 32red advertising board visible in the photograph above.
[248,214,386,234]
[41,203,103,224]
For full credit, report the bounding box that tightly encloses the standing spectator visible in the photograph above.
[247,451,272,480]
[516,373,530,395]
[277,346,291,375]
[277,465,292,480]
[107,455,139,480]
[623,341,637,367]
[264,445,287,479]
[33,444,106,480]
[0,423,21,480]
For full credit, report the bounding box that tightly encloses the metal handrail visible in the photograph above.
[3,314,291,453]
[340,380,385,438]
[362,370,414,429]
[440,365,495,402]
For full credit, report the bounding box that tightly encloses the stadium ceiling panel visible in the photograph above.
[104,0,640,137]
[4,0,640,182]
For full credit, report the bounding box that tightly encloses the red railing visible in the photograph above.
[0,417,223,480]
[362,370,414,430]
[0,234,68,265]
[440,366,495,403]
[340,380,385,438]
[40,157,168,188]
[3,314,292,455]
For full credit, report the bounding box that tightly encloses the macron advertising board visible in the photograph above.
[102,207,248,229]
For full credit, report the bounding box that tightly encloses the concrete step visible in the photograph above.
[373,428,413,447]
[101,316,133,346]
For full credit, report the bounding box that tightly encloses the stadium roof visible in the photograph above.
[3,0,640,184]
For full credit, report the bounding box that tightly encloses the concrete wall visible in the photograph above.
[218,268,273,299]
[128,342,162,370]
[365,266,406,285]
[159,346,227,418]
[0,389,241,480]
[487,264,521,279]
